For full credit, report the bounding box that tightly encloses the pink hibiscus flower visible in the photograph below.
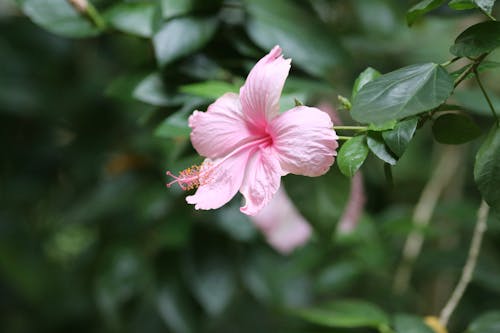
[167,46,338,215]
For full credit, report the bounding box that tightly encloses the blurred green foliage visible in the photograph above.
[1,0,500,333]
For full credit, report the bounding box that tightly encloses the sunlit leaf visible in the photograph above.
[337,135,369,177]
[352,67,381,99]
[351,63,454,125]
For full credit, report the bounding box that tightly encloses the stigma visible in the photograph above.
[166,163,212,191]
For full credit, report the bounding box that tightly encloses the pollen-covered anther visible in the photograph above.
[166,163,213,191]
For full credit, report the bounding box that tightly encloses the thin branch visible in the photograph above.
[333,126,368,131]
[453,53,488,88]
[474,67,499,125]
[439,200,489,327]
[393,146,462,294]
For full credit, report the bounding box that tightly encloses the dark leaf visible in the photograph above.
[474,125,500,211]
[393,314,434,333]
[450,21,500,57]
[466,311,500,333]
[406,0,447,26]
[432,113,482,144]
[104,3,155,38]
[367,132,398,165]
[382,117,418,156]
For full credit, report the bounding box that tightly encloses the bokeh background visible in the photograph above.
[1,0,500,332]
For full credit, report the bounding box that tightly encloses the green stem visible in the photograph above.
[337,136,353,141]
[86,2,106,30]
[453,53,488,88]
[333,125,368,131]
[474,68,499,125]
[440,57,460,67]
[480,8,496,21]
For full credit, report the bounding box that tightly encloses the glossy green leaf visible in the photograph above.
[352,67,381,99]
[337,135,369,177]
[368,120,397,132]
[296,299,389,328]
[406,0,447,26]
[450,21,500,57]
[474,126,500,211]
[22,0,101,38]
[104,3,154,38]
[351,63,454,125]
[382,117,419,157]
[393,314,434,333]
[180,81,239,99]
[432,113,482,144]
[153,17,218,67]
[449,0,477,9]
[245,0,345,78]
[367,132,397,165]
[466,311,500,333]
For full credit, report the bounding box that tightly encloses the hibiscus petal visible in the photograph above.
[239,146,282,216]
[270,106,338,177]
[250,187,312,254]
[189,92,255,159]
[239,45,291,129]
[186,148,251,210]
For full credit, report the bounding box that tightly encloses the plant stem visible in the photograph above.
[333,126,368,131]
[337,136,353,141]
[86,2,106,30]
[474,68,499,125]
[453,53,488,88]
[439,200,489,327]
[440,57,460,67]
[393,146,462,294]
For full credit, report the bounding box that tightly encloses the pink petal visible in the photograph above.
[239,146,282,216]
[270,106,338,177]
[189,93,255,159]
[186,148,251,210]
[239,45,291,129]
[250,187,312,254]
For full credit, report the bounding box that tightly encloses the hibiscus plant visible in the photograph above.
[3,0,500,333]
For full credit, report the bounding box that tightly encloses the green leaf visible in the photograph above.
[393,314,434,333]
[133,73,182,107]
[466,311,500,333]
[432,113,482,144]
[153,17,218,67]
[352,67,381,99]
[161,0,194,19]
[295,299,389,328]
[351,63,454,125]
[368,120,397,132]
[382,117,419,157]
[337,136,369,177]
[474,126,500,211]
[450,21,500,57]
[157,282,197,333]
[406,0,447,26]
[245,0,345,78]
[449,0,477,10]
[22,0,101,38]
[180,81,239,99]
[104,3,154,38]
[155,99,204,138]
[183,251,236,316]
[367,132,398,165]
